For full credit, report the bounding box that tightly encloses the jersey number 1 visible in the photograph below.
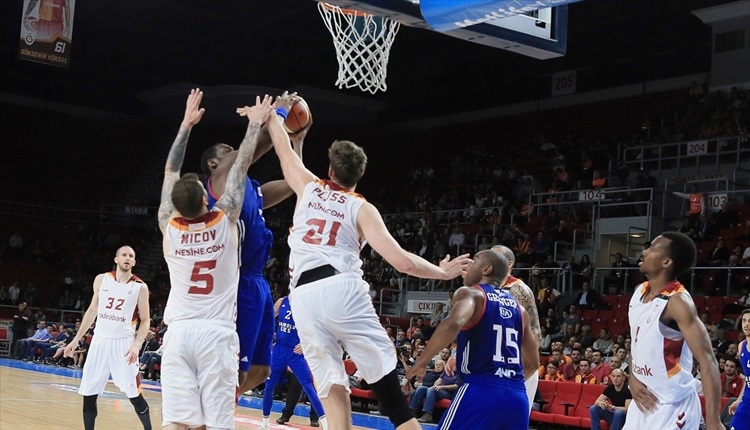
[302,219,342,246]
[188,260,216,295]
[492,324,520,364]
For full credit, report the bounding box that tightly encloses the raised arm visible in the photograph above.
[158,88,205,231]
[358,202,470,280]
[406,286,480,380]
[217,95,273,222]
[260,125,308,208]
[265,92,316,196]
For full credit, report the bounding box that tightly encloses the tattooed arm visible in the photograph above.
[508,280,542,341]
[157,89,205,232]
[217,95,274,223]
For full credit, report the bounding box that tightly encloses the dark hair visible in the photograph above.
[171,173,206,219]
[478,250,509,284]
[200,144,224,175]
[660,231,697,279]
[724,356,739,367]
[328,140,367,187]
[579,358,591,366]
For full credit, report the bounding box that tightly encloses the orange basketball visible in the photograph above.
[283,97,311,134]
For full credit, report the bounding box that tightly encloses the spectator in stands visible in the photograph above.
[700,312,719,342]
[540,324,552,353]
[575,358,598,384]
[24,282,37,307]
[408,356,462,423]
[726,343,738,359]
[591,350,612,384]
[593,328,615,356]
[713,202,738,230]
[706,239,731,267]
[537,278,561,316]
[714,328,731,354]
[16,320,51,360]
[742,244,750,265]
[605,253,630,294]
[447,226,465,250]
[673,185,705,223]
[395,330,409,348]
[41,328,74,364]
[412,359,443,390]
[32,307,47,324]
[575,281,600,310]
[543,360,565,382]
[564,305,583,335]
[592,170,607,189]
[408,317,425,339]
[8,281,20,305]
[720,356,743,398]
[609,356,624,373]
[563,335,578,356]
[8,230,23,259]
[141,344,163,381]
[542,254,561,285]
[578,325,596,349]
[589,369,632,430]
[544,307,562,339]
[694,213,713,241]
[574,255,593,288]
[563,347,582,381]
[679,217,697,239]
[530,232,552,261]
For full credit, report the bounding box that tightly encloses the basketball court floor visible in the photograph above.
[0,360,386,430]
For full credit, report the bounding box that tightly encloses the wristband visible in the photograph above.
[275,107,288,120]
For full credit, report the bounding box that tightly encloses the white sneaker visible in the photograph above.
[255,423,270,430]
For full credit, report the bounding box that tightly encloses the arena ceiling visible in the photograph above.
[0,0,737,127]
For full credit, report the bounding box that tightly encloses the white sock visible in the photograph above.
[319,416,329,430]
[262,416,270,425]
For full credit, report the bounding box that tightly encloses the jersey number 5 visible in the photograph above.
[188,260,216,295]
[493,324,520,364]
[302,219,342,246]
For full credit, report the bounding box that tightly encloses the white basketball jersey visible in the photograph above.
[288,179,366,288]
[163,209,239,324]
[629,281,696,404]
[94,273,143,339]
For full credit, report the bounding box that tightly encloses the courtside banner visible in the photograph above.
[19,0,76,68]
[420,0,580,32]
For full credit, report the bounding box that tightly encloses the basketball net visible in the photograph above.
[318,2,400,94]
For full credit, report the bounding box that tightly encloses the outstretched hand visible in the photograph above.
[273,90,297,112]
[439,254,472,280]
[182,88,205,128]
[235,94,274,124]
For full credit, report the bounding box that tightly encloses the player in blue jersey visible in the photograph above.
[728,309,750,430]
[200,104,308,395]
[257,296,327,430]
[407,250,539,430]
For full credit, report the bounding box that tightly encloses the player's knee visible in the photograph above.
[368,369,414,427]
[83,394,98,414]
[129,394,149,414]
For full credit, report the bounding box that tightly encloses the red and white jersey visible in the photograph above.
[288,180,366,288]
[163,209,240,324]
[629,281,696,404]
[94,272,143,339]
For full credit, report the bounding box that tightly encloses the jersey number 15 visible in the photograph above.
[493,324,520,364]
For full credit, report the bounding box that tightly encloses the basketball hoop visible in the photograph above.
[317,2,400,94]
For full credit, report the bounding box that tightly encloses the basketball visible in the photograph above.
[283,96,311,134]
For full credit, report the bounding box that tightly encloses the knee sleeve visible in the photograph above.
[83,395,98,414]
[368,369,414,427]
[129,394,150,414]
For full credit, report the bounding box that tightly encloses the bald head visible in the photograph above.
[491,245,516,268]
[115,245,135,258]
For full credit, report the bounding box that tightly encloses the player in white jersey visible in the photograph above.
[157,89,273,430]
[491,245,541,412]
[64,245,152,430]
[266,91,471,430]
[624,232,722,430]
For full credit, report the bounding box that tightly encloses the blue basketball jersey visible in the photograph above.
[456,284,524,385]
[207,176,273,275]
[276,297,300,347]
[741,340,749,403]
